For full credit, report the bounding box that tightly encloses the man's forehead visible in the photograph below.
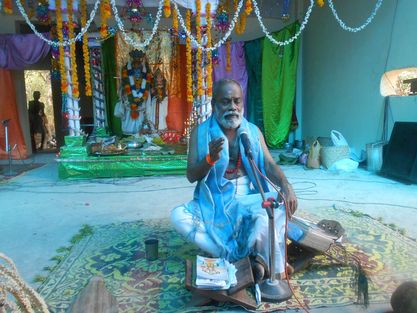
[218,84,242,97]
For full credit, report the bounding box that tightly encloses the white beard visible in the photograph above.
[216,110,243,129]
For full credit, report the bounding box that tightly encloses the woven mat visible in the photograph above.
[38,206,417,312]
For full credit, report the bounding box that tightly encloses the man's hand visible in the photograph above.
[281,183,297,217]
[209,138,225,163]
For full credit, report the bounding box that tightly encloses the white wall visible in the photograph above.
[301,0,417,155]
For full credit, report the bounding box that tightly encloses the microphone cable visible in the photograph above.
[250,158,312,313]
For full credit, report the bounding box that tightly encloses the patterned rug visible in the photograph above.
[38,206,417,312]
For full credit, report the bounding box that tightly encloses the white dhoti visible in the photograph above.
[171,176,287,274]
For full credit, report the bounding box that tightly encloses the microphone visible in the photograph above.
[238,129,253,160]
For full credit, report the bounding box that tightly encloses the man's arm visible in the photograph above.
[259,129,298,215]
[186,126,224,183]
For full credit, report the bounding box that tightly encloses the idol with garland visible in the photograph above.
[148,68,168,131]
[115,49,153,135]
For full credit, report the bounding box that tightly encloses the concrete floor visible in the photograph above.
[1,152,416,313]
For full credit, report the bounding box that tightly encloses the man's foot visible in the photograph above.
[251,255,270,283]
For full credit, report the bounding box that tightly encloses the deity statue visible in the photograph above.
[148,68,168,131]
[115,49,153,135]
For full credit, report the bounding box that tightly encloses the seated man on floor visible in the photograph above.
[171,79,297,282]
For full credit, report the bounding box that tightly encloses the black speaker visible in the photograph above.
[380,122,417,184]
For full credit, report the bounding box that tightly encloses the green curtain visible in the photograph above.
[262,22,300,148]
[244,37,264,132]
[101,37,122,136]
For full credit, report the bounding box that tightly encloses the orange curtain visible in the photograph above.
[167,44,190,133]
[0,69,28,159]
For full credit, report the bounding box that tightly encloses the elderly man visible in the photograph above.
[171,79,297,281]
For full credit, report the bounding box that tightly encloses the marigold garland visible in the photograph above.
[234,0,246,35]
[317,0,325,8]
[186,9,193,104]
[100,0,111,38]
[196,0,203,97]
[245,0,252,15]
[81,0,92,96]
[206,2,212,96]
[4,0,13,14]
[55,0,67,94]
[226,39,231,72]
[172,4,178,33]
[67,0,79,98]
[163,0,171,17]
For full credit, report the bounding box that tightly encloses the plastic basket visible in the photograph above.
[320,145,350,168]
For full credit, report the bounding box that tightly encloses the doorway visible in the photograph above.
[24,70,57,152]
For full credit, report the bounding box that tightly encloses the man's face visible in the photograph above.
[213,83,244,130]
[33,92,40,100]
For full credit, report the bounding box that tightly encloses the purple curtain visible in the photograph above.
[0,33,51,70]
[213,41,248,114]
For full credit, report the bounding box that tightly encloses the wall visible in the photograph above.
[301,0,417,155]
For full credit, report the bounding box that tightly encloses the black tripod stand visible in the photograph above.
[2,119,16,176]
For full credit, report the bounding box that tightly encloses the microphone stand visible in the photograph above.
[2,119,16,177]
[247,156,292,302]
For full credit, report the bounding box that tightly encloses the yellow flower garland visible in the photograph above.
[56,0,67,94]
[67,0,79,98]
[245,0,252,15]
[226,39,231,72]
[206,2,212,96]
[186,9,193,104]
[196,0,203,97]
[3,0,13,14]
[163,0,171,17]
[81,0,92,96]
[317,0,325,8]
[100,0,111,38]
[234,0,246,35]
[172,3,178,32]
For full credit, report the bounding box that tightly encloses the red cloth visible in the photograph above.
[166,44,191,133]
[0,69,28,159]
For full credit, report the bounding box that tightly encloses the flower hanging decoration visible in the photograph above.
[81,0,92,96]
[316,0,325,8]
[55,0,68,94]
[186,9,193,104]
[196,0,203,97]
[226,39,231,72]
[206,2,212,96]
[215,3,230,33]
[126,0,144,25]
[245,0,252,15]
[234,0,246,34]
[100,0,111,38]
[163,0,171,17]
[35,0,50,24]
[67,0,80,98]
[50,26,60,80]
[4,0,12,14]
[172,4,178,34]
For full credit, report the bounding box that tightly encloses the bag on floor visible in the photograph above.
[307,140,321,169]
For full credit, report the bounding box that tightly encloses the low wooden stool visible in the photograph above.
[185,257,257,310]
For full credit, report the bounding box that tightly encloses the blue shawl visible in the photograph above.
[194,116,270,261]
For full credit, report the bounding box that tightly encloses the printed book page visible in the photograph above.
[196,255,229,281]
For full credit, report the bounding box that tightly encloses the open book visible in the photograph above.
[195,255,237,290]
